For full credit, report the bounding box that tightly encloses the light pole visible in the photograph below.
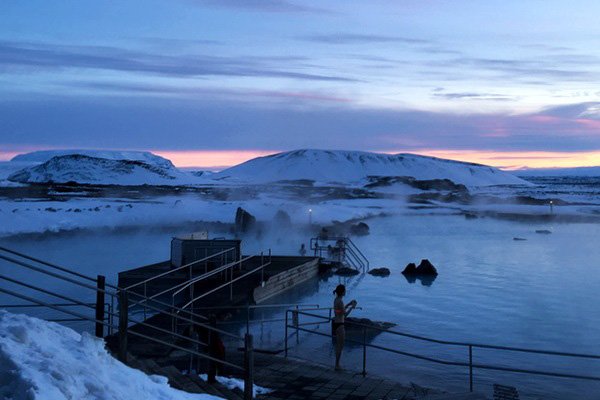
[549,200,554,214]
[308,208,312,226]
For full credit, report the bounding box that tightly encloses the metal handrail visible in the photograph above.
[310,236,369,271]
[0,251,239,338]
[171,255,255,299]
[179,260,271,310]
[285,308,600,392]
[124,247,237,290]
[293,309,600,359]
[0,246,100,284]
[0,246,255,399]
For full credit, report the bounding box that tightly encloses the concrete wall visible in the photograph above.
[253,258,320,303]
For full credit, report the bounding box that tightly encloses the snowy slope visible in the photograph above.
[11,149,174,169]
[0,310,221,400]
[211,149,529,187]
[7,154,197,186]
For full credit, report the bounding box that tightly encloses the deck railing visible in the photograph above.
[0,246,256,400]
[284,308,600,393]
[310,236,369,272]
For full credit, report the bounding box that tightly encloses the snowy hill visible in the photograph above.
[11,149,174,169]
[211,149,529,187]
[7,154,195,185]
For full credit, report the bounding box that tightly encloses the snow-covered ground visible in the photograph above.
[0,310,221,400]
[197,374,272,397]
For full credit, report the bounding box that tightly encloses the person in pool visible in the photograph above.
[332,284,357,371]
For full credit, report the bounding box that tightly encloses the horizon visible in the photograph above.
[1,1,600,169]
[3,147,600,171]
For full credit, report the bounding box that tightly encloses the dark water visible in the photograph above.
[1,214,600,399]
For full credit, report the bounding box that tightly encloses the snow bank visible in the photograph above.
[0,310,221,400]
[211,149,529,187]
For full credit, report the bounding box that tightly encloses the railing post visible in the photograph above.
[118,290,128,363]
[362,326,367,376]
[246,303,250,336]
[95,275,105,338]
[469,345,473,392]
[244,333,254,400]
[208,314,217,383]
[284,310,288,358]
[294,306,299,344]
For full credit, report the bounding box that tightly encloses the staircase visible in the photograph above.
[310,236,369,272]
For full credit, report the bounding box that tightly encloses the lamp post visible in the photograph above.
[549,200,554,215]
[308,208,313,226]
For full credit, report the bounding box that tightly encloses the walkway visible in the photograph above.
[250,352,486,400]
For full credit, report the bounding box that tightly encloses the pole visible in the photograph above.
[208,315,217,383]
[469,345,473,392]
[284,310,288,358]
[362,326,367,377]
[118,290,128,363]
[246,303,250,336]
[244,334,254,400]
[95,275,105,338]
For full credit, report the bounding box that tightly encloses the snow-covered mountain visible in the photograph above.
[11,149,174,169]
[210,149,529,187]
[8,154,194,185]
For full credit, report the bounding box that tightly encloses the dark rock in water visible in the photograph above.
[402,262,418,275]
[334,267,360,276]
[368,267,390,277]
[349,222,370,236]
[318,227,329,239]
[235,207,256,233]
[345,317,396,331]
[402,259,438,277]
[535,229,552,234]
[416,259,438,276]
[513,237,527,241]
[273,209,292,228]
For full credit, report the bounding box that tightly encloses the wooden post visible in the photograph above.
[118,290,129,363]
[95,275,106,338]
[208,315,217,383]
[244,333,254,400]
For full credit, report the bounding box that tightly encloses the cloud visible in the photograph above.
[433,91,514,101]
[0,40,356,82]
[188,0,327,13]
[300,33,430,45]
[62,81,353,103]
[2,94,599,154]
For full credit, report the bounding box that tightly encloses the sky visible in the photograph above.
[1,0,599,170]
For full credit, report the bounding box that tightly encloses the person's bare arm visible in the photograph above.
[344,300,357,317]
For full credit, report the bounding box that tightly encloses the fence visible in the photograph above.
[284,308,600,393]
[0,246,256,400]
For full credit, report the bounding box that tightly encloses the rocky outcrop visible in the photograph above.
[368,267,390,277]
[401,262,418,275]
[235,207,256,233]
[402,259,438,276]
[273,209,292,228]
[349,222,370,236]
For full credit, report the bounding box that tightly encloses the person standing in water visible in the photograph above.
[332,284,357,371]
